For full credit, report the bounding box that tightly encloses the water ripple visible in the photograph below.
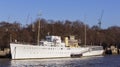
[0,55,120,67]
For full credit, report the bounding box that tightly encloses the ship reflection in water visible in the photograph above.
[0,55,120,67]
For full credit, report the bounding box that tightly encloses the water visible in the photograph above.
[0,55,120,67]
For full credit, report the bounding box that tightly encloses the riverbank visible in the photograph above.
[0,48,10,58]
[104,45,120,55]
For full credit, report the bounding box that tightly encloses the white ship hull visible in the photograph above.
[10,43,89,59]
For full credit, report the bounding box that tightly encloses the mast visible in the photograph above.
[85,24,87,46]
[37,13,41,45]
[37,19,40,45]
[84,15,87,46]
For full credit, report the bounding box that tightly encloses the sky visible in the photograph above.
[0,0,120,29]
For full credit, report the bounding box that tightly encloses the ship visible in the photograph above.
[10,35,89,59]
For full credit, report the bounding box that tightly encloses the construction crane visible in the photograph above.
[98,10,104,29]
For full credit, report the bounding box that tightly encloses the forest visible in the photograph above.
[0,18,120,49]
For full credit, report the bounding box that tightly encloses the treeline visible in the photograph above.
[0,18,120,49]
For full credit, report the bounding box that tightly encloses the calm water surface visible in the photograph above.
[0,55,120,67]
